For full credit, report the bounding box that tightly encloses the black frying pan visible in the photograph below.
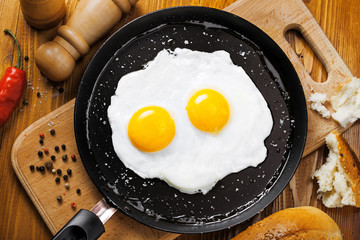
[57,6,307,239]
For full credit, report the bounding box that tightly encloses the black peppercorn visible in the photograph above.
[36,92,41,97]
[37,151,43,157]
[63,175,68,181]
[61,144,66,150]
[54,146,59,152]
[39,166,45,172]
[24,56,29,61]
[62,154,68,161]
[58,87,64,93]
[36,166,40,171]
[76,188,81,194]
[56,195,62,201]
[30,165,35,171]
[51,155,56,161]
[50,129,55,135]
[22,99,28,105]
[56,169,62,175]
[67,169,72,175]
[39,139,44,144]
[55,177,60,183]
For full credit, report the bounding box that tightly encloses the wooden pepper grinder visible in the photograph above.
[20,0,66,29]
[35,0,138,82]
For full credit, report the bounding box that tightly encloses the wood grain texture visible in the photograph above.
[1,0,360,239]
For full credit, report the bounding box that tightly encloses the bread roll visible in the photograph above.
[232,206,342,240]
[313,130,360,207]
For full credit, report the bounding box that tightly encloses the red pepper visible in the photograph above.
[0,29,26,126]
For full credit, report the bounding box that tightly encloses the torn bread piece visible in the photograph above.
[331,77,360,127]
[308,92,331,118]
[313,130,360,208]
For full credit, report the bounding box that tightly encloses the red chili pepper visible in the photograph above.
[0,29,26,126]
[71,202,76,208]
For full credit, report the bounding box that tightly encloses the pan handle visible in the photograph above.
[51,209,105,240]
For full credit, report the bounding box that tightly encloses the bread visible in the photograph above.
[232,206,342,240]
[308,92,331,118]
[307,77,360,127]
[313,130,360,207]
[331,77,360,127]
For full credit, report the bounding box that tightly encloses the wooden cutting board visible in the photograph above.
[224,0,353,156]
[11,0,353,239]
[11,99,179,240]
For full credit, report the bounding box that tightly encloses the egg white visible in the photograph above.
[107,48,273,194]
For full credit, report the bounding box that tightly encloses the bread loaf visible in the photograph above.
[232,206,342,240]
[313,130,360,207]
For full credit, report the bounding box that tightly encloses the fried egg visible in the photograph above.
[107,48,273,194]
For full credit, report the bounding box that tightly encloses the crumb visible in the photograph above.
[308,92,331,118]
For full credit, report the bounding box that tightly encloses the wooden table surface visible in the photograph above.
[0,0,360,239]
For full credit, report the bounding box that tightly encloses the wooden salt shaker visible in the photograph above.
[20,0,66,29]
[35,0,138,82]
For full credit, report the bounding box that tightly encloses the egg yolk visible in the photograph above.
[128,106,175,152]
[186,89,230,133]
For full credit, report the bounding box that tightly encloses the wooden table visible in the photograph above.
[0,0,359,239]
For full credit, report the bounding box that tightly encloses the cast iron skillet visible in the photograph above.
[74,6,307,235]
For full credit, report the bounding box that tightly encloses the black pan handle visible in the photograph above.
[51,209,105,240]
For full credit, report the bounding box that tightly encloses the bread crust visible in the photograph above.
[232,206,342,240]
[332,130,360,207]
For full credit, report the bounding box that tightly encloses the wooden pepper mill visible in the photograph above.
[20,0,66,29]
[35,0,138,82]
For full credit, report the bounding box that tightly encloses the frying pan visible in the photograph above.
[54,6,307,239]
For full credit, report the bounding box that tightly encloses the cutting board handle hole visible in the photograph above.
[285,29,328,83]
